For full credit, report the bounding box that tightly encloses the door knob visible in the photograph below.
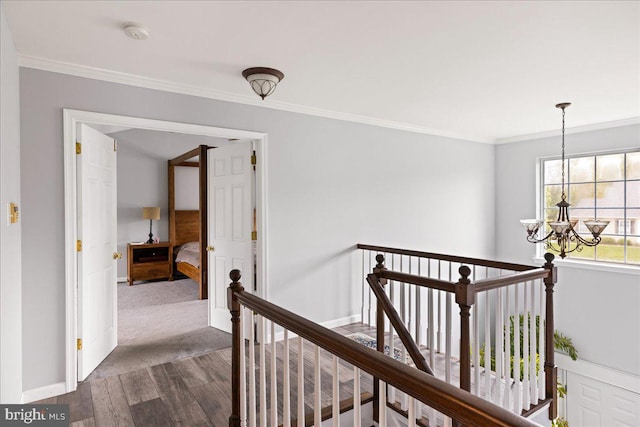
[206,246,215,252]
[113,252,123,260]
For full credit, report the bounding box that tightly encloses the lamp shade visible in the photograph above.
[142,207,160,220]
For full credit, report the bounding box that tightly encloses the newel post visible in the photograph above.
[543,253,558,420]
[228,269,244,427]
[455,265,475,393]
[372,254,387,423]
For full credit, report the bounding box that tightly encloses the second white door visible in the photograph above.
[208,140,254,333]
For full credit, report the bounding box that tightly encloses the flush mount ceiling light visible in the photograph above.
[520,102,609,258]
[123,23,150,40]
[242,67,285,100]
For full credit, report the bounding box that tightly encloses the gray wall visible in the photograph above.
[19,68,496,391]
[495,124,640,376]
[0,4,23,403]
[111,128,206,278]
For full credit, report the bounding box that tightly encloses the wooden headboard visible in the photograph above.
[174,210,199,246]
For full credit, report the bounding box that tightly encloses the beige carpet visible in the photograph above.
[85,278,231,381]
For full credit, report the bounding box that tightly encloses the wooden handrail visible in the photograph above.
[358,244,536,272]
[379,269,456,292]
[230,282,541,427]
[473,269,550,293]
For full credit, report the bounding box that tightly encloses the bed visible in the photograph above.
[168,145,212,300]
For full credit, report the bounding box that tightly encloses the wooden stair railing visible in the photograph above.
[228,269,543,427]
[360,245,558,421]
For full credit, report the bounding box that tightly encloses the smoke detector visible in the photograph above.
[123,23,150,40]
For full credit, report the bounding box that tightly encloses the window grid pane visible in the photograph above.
[542,150,639,265]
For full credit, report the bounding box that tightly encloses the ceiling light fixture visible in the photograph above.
[520,103,609,258]
[123,23,150,40]
[242,67,284,100]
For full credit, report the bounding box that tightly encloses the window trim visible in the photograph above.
[536,147,640,271]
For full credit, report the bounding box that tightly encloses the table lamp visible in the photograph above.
[142,207,160,244]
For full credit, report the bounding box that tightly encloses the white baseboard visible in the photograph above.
[117,276,128,283]
[556,352,640,394]
[21,382,66,403]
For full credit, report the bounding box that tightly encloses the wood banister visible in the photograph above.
[379,270,456,292]
[357,243,537,272]
[473,269,550,293]
[229,280,542,427]
[366,273,434,375]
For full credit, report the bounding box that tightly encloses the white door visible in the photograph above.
[208,140,254,333]
[77,124,118,380]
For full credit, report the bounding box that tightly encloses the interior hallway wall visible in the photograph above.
[19,68,496,392]
[495,124,640,376]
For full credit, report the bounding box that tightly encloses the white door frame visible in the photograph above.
[63,109,269,392]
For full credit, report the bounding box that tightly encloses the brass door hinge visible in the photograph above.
[77,338,83,350]
[113,139,117,152]
[251,151,256,167]
[76,142,82,154]
[76,240,82,252]
[251,231,257,241]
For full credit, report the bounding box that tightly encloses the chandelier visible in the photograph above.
[520,103,609,258]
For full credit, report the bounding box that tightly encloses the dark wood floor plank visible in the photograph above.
[119,367,160,405]
[90,376,135,426]
[173,353,217,388]
[190,381,231,426]
[171,400,212,426]
[58,381,94,422]
[147,362,198,414]
[129,397,173,427]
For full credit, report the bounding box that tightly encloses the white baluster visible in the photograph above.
[415,260,422,345]
[332,355,340,427]
[428,288,435,367]
[270,322,278,426]
[283,330,291,427]
[408,396,416,427]
[503,286,511,411]
[522,283,530,411]
[495,288,504,405]
[445,292,452,384]
[514,285,522,414]
[241,307,247,426]
[297,338,304,427]
[314,345,321,427]
[484,291,491,400]
[437,262,442,354]
[353,367,361,427]
[259,316,267,427]
[379,380,387,427]
[473,303,480,396]
[362,250,366,327]
[538,279,546,401]
[388,255,396,405]
[249,311,257,427]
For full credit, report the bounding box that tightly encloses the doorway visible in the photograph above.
[63,109,268,392]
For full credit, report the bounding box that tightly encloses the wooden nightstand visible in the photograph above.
[127,242,172,285]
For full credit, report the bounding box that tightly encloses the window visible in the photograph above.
[542,150,640,265]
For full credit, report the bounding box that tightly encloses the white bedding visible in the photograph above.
[175,242,200,268]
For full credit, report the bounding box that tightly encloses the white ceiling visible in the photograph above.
[4,1,639,142]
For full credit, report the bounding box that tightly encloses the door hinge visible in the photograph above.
[76,240,82,252]
[113,139,117,152]
[76,142,81,154]
[251,151,256,168]
[251,231,257,241]
[77,338,82,350]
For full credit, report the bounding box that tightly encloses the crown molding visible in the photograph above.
[496,117,640,145]
[18,54,492,144]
